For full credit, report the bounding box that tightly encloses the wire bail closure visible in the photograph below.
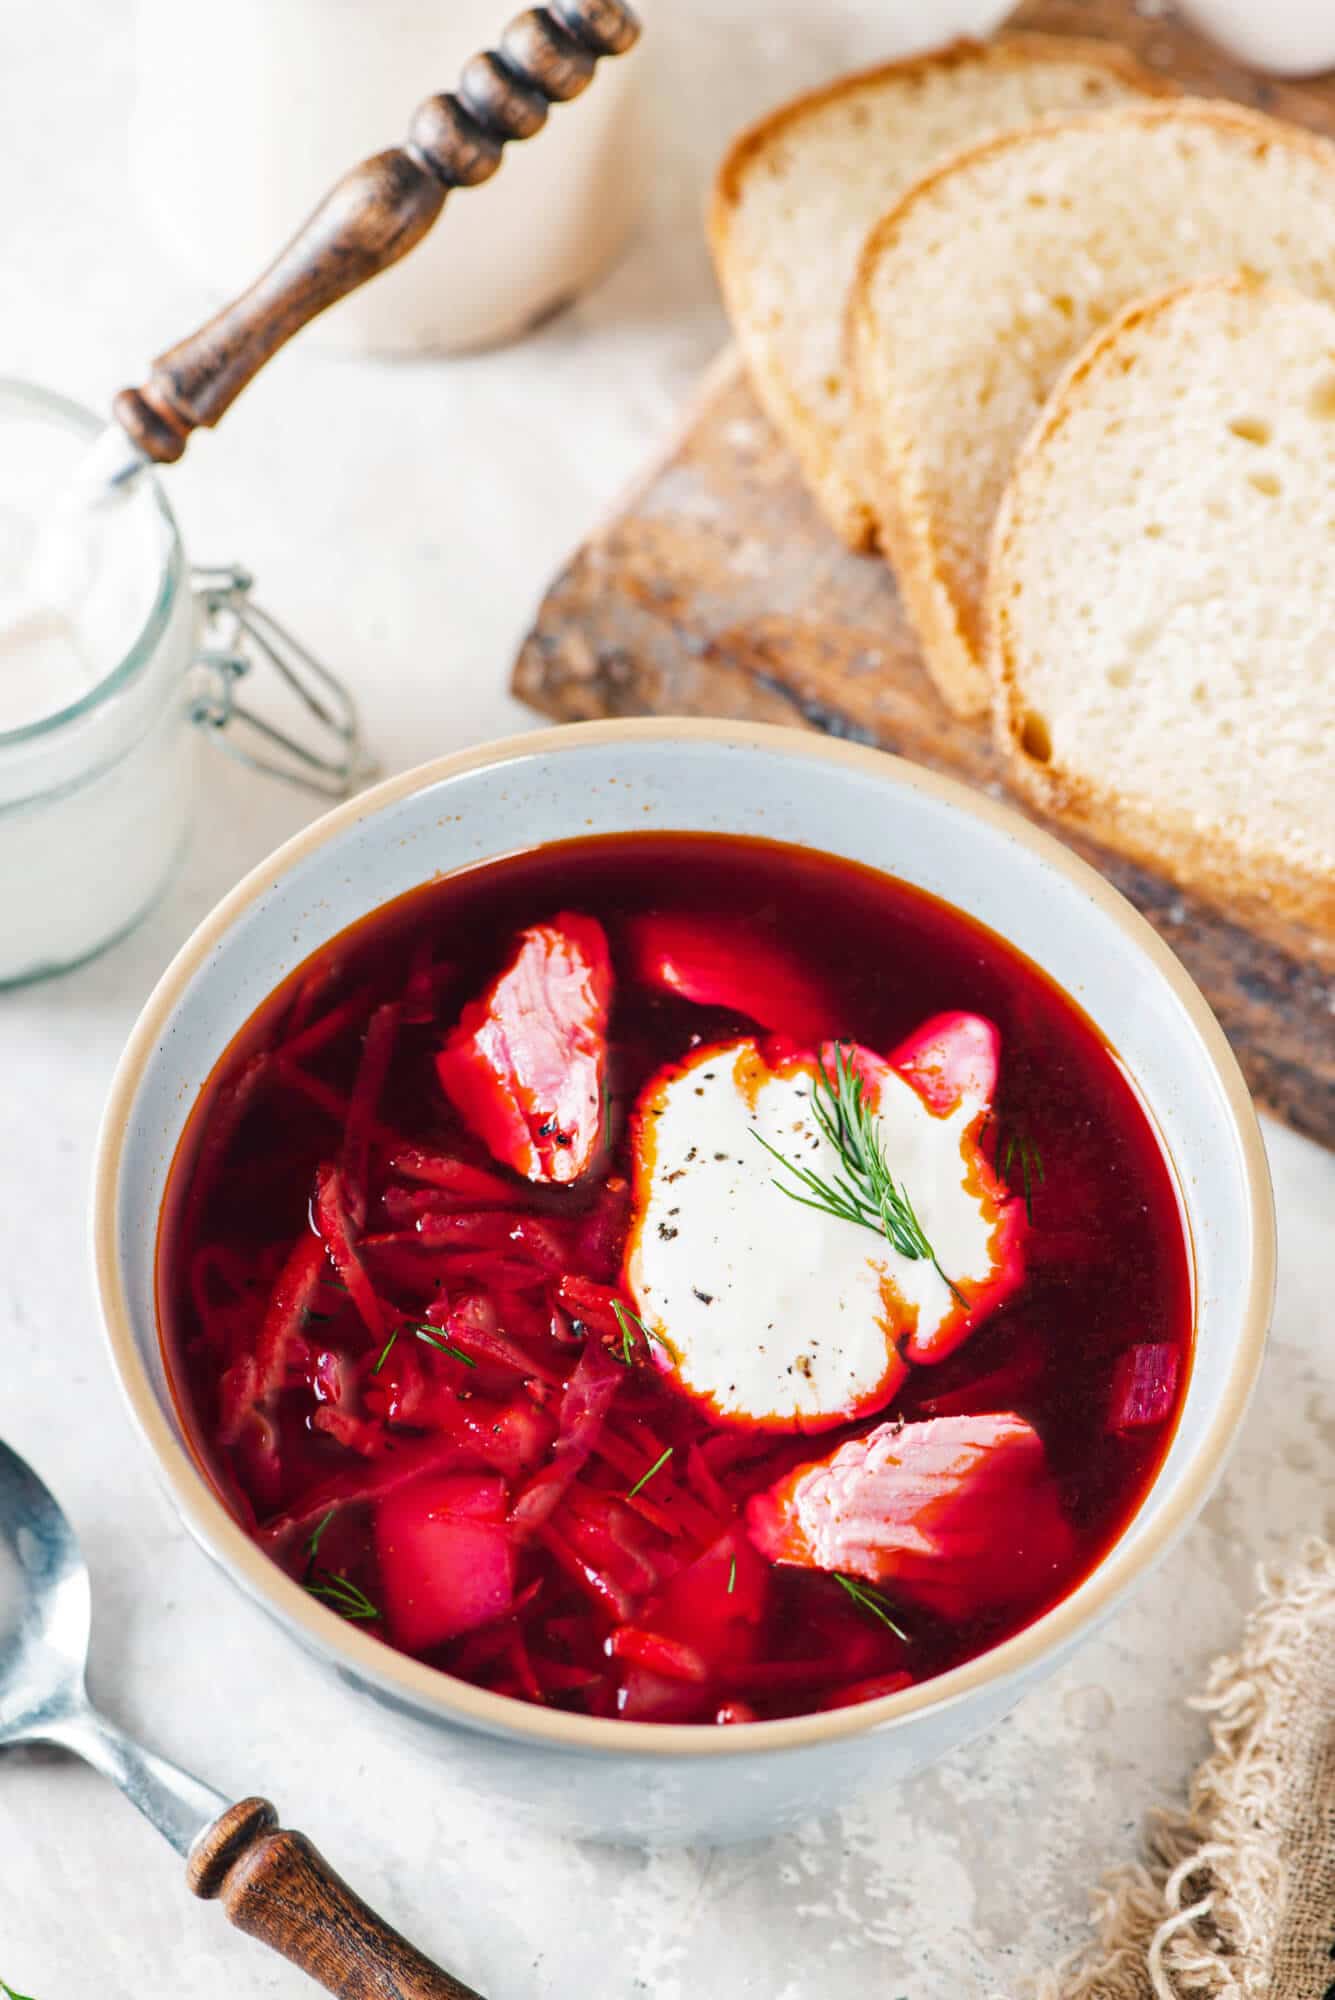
[188,564,376,799]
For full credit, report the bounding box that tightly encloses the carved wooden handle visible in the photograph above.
[114,0,640,464]
[188,1798,487,1999]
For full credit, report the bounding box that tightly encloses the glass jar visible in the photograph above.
[0,381,368,986]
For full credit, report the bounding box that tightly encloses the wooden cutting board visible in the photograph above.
[512,0,1335,1150]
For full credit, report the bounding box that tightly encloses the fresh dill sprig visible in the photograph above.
[999,1126,1045,1225]
[301,1508,338,1588]
[372,1322,476,1373]
[410,1322,477,1368]
[305,1508,336,1563]
[305,1571,380,1623]
[302,1510,379,1623]
[834,1572,910,1643]
[626,1445,673,1499]
[611,1298,666,1366]
[753,1042,968,1309]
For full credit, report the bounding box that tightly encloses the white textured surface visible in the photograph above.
[0,5,1331,1997]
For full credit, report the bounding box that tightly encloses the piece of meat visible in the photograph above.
[625,913,834,1043]
[746,1412,1074,1619]
[1108,1343,1181,1433]
[436,913,611,1184]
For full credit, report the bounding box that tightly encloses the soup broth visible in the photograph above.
[158,833,1192,1724]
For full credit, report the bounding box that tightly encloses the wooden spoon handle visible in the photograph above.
[114,0,640,464]
[188,1797,486,1999]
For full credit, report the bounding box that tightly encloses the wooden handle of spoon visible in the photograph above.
[113,0,640,464]
[189,1797,486,1999]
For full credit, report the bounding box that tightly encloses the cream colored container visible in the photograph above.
[1175,0,1335,74]
[130,0,649,357]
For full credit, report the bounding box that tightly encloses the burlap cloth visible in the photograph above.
[1030,1539,1334,2000]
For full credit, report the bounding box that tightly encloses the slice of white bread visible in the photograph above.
[988,276,1335,939]
[708,36,1170,553]
[847,101,1335,716]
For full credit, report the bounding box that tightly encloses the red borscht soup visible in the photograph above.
[158,834,1191,1724]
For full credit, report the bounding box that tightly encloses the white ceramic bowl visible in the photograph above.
[92,721,1274,1845]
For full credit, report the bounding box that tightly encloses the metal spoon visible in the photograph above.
[0,1437,483,1997]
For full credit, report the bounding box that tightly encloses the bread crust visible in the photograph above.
[845,98,1335,727]
[986,273,1335,943]
[708,34,1174,557]
[846,271,995,715]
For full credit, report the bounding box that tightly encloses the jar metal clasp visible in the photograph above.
[188,564,376,799]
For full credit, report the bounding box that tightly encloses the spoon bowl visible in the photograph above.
[0,1435,481,1994]
[0,1439,92,1746]
[0,1434,227,1851]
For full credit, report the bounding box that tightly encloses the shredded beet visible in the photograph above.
[387,1150,520,1206]
[217,1228,327,1445]
[1108,1344,1181,1433]
[312,1162,385,1339]
[162,845,1192,1724]
[512,1340,623,1532]
[180,1051,273,1253]
[341,1002,398,1223]
[818,1671,913,1712]
[608,1627,710,1683]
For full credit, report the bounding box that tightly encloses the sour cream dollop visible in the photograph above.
[623,1032,1019,1433]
